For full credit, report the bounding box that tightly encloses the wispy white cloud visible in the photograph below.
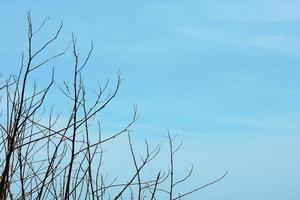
[146,0,300,24]
[172,26,225,42]
[209,0,300,23]
[171,23,300,55]
[143,0,300,56]
[249,35,300,55]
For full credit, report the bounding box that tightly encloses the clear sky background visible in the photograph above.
[1,1,300,199]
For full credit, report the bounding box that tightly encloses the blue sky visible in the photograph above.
[1,1,300,199]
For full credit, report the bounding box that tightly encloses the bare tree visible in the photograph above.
[0,12,227,200]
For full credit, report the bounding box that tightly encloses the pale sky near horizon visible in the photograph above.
[0,1,300,199]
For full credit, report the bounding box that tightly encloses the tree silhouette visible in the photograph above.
[0,12,227,200]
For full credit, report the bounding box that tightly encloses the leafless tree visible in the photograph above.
[0,12,227,200]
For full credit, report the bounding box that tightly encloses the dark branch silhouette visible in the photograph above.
[0,12,227,200]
